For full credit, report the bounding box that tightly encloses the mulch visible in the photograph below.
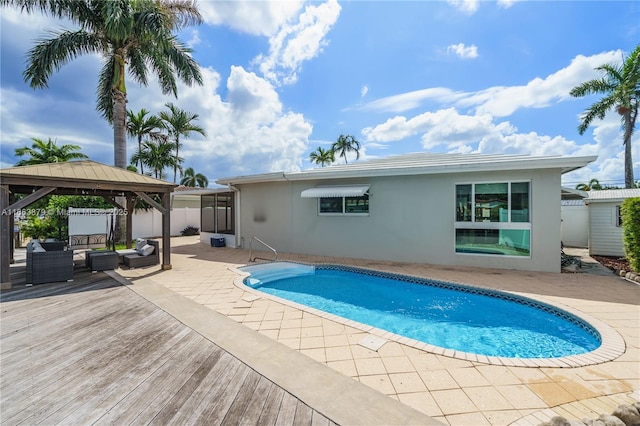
[592,255,633,274]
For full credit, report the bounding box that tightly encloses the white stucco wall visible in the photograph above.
[588,202,624,257]
[232,169,563,272]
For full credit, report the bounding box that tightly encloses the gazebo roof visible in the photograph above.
[0,160,176,194]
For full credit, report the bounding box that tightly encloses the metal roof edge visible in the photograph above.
[216,172,287,185]
[215,155,598,185]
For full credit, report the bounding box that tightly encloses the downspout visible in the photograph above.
[228,184,241,248]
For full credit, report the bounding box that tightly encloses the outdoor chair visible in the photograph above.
[26,240,74,285]
[123,239,160,268]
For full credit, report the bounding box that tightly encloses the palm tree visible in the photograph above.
[570,45,640,188]
[126,109,165,175]
[331,134,361,164]
[180,167,208,188]
[5,0,204,170]
[130,139,181,180]
[309,147,335,167]
[159,102,206,183]
[14,137,88,166]
[575,178,603,191]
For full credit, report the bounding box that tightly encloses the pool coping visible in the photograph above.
[232,261,626,369]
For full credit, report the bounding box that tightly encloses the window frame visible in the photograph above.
[201,192,235,234]
[318,194,370,216]
[454,181,532,257]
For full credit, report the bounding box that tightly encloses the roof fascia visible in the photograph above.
[215,156,598,185]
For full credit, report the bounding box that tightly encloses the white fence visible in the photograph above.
[132,207,200,239]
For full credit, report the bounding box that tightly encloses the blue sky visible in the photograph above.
[1,0,639,188]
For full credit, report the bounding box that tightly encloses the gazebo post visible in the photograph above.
[9,192,15,264]
[126,194,135,249]
[161,191,171,270]
[1,185,11,289]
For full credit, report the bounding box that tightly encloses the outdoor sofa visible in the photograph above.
[26,240,74,285]
[123,239,159,268]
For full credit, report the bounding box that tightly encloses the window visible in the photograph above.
[616,205,622,227]
[201,192,235,234]
[319,195,369,215]
[455,182,530,256]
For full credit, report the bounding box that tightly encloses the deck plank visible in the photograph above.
[145,347,226,425]
[237,375,274,426]
[257,383,286,425]
[206,364,257,425]
[294,401,314,425]
[96,333,211,425]
[54,324,196,425]
[275,391,299,426]
[221,368,263,424]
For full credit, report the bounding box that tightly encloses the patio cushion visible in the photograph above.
[136,244,155,256]
[135,238,147,251]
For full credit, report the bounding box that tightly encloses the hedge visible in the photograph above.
[622,197,640,273]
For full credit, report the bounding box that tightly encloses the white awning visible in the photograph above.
[301,185,370,198]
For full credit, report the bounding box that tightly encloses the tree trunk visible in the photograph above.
[113,91,127,169]
[113,52,127,169]
[623,110,635,188]
[173,137,179,183]
[138,135,144,174]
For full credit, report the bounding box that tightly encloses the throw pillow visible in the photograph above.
[140,244,155,257]
[33,245,46,253]
[135,238,147,251]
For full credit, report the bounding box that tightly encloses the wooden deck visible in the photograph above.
[0,268,337,425]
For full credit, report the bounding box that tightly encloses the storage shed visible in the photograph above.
[585,189,640,257]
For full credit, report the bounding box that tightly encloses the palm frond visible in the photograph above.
[96,56,116,121]
[23,29,103,88]
[100,0,133,42]
[159,0,203,30]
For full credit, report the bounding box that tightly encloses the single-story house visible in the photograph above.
[207,153,597,273]
[584,189,640,257]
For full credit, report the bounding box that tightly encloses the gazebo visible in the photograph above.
[0,160,176,288]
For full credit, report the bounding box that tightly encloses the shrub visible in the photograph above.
[181,225,200,236]
[622,197,640,272]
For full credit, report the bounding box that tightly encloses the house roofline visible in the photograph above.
[216,154,598,186]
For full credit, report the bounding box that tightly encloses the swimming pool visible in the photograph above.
[241,263,602,359]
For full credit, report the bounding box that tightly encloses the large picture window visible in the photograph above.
[455,182,530,256]
[319,195,369,215]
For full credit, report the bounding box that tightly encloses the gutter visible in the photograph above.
[227,184,242,248]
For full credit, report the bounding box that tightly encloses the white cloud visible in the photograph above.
[186,29,201,48]
[447,43,478,59]
[361,88,466,114]
[361,85,369,98]
[198,0,303,36]
[460,51,624,117]
[497,0,520,8]
[446,0,480,14]
[361,103,638,188]
[253,0,341,85]
[361,51,624,117]
[127,66,313,177]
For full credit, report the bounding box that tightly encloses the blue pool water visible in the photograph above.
[241,263,601,358]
